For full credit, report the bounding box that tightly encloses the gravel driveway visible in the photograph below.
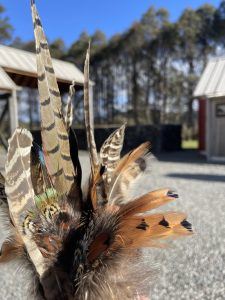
[0,151,224,300]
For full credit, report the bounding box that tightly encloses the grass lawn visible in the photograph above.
[182,139,198,149]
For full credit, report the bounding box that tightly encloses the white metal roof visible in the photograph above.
[194,56,225,98]
[0,44,85,86]
[0,66,18,91]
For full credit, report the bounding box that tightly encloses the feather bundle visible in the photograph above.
[0,1,193,299]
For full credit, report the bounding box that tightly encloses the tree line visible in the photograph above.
[1,2,225,136]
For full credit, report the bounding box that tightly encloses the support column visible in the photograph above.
[89,84,94,126]
[8,89,18,135]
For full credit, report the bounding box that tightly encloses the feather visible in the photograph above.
[31,143,53,196]
[0,235,24,263]
[118,188,178,217]
[100,124,126,186]
[31,0,75,194]
[108,142,150,203]
[112,190,192,250]
[84,44,99,176]
[65,80,75,131]
[67,128,83,211]
[116,212,192,249]
[4,128,45,276]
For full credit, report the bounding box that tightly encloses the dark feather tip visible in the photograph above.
[167,190,179,198]
[159,217,170,228]
[181,219,193,232]
[136,157,147,171]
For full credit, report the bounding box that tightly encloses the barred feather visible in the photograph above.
[108,142,150,203]
[100,124,126,186]
[4,128,45,276]
[31,0,75,194]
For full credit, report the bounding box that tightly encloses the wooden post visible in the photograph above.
[8,89,18,135]
[89,84,94,126]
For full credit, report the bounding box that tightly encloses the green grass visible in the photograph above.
[182,139,198,149]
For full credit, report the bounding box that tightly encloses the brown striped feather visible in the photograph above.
[4,128,45,275]
[108,142,150,203]
[100,124,126,187]
[31,1,75,194]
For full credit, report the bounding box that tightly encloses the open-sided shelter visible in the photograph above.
[0,44,93,147]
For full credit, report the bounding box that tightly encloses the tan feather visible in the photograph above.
[108,142,150,203]
[116,212,192,250]
[84,44,99,177]
[100,124,126,187]
[118,188,177,217]
[31,0,75,194]
[5,128,45,276]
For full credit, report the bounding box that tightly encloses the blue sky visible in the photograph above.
[1,0,222,46]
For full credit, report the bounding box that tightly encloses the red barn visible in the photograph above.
[194,56,225,162]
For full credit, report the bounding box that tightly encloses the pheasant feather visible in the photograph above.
[100,124,126,188]
[4,129,45,275]
[31,0,75,194]
[84,44,99,176]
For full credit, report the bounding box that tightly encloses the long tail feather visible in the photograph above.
[31,0,75,194]
[84,44,99,177]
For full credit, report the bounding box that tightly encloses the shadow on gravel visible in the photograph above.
[156,150,225,165]
[166,173,225,182]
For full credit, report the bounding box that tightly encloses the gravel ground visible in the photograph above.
[0,151,225,300]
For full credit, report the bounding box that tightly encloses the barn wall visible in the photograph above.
[207,97,225,161]
[198,98,206,151]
